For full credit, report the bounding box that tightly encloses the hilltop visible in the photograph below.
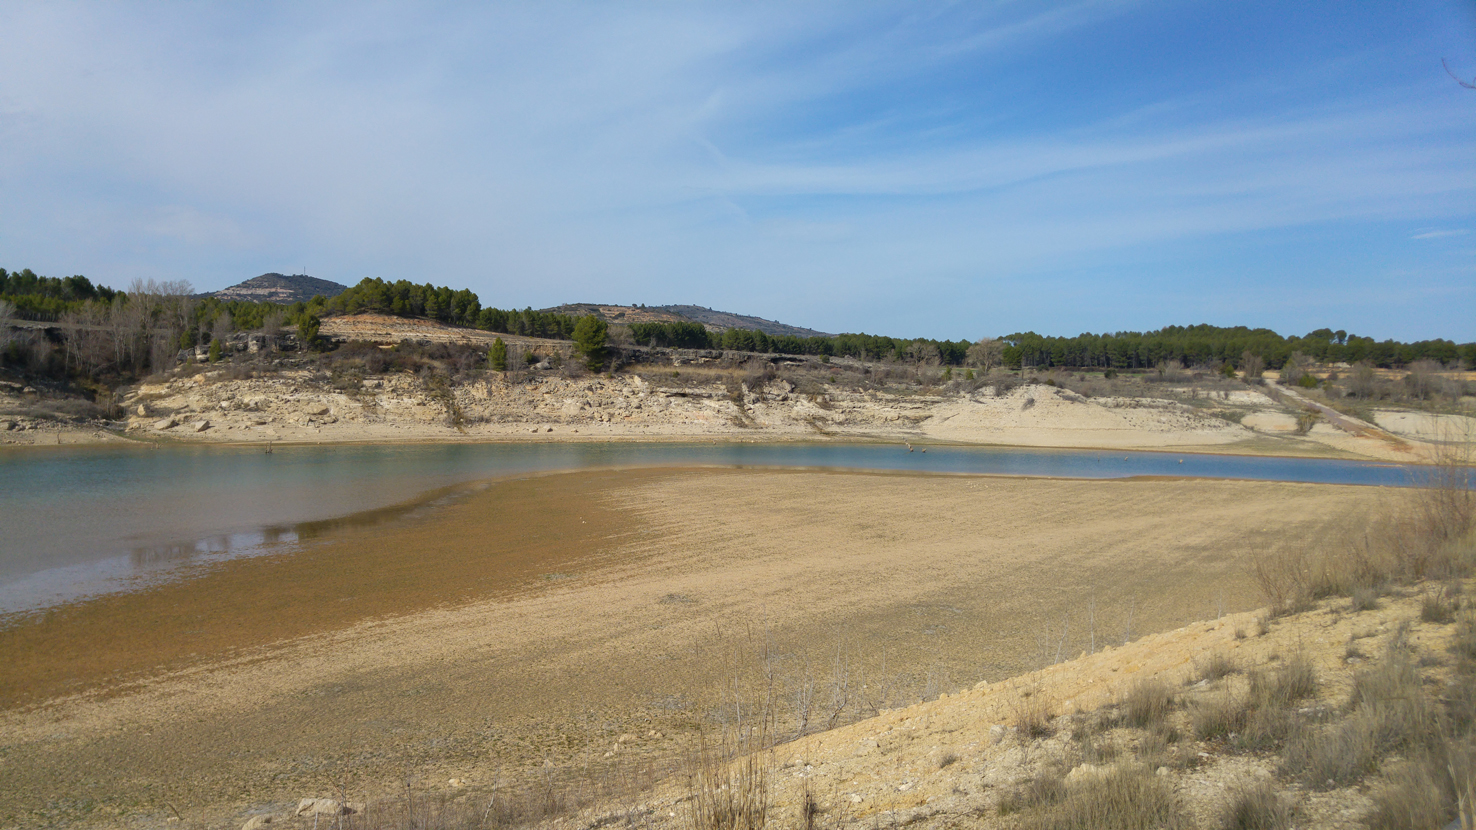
[541,302,832,338]
[211,273,348,304]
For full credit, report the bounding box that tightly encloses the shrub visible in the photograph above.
[1350,585,1380,612]
[1019,763,1186,830]
[1199,653,1239,682]
[1122,679,1176,729]
[1193,654,1317,751]
[1284,633,1435,790]
[1216,778,1294,830]
[686,733,769,830]
[1364,759,1446,830]
[488,337,508,372]
[1192,689,1247,742]
[1421,588,1457,624]
[998,765,1066,816]
[1014,688,1056,738]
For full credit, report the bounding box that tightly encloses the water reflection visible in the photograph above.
[0,440,1442,619]
[128,529,301,568]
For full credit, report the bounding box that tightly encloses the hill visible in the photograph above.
[540,302,831,338]
[654,303,832,338]
[212,273,348,305]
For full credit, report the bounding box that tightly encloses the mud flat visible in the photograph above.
[0,468,1389,829]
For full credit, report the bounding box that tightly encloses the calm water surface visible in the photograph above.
[0,441,1421,617]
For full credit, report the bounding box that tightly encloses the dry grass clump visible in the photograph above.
[1251,436,1475,618]
[1014,687,1056,738]
[997,764,1068,817]
[1017,763,1186,830]
[1190,652,1317,752]
[1132,722,1184,771]
[1422,585,1459,624]
[1215,778,1294,830]
[1198,652,1239,683]
[1121,678,1176,729]
[1349,584,1381,612]
[687,734,770,830]
[1363,758,1448,830]
[1283,629,1436,790]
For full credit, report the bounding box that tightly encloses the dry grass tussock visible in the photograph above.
[1251,441,1474,617]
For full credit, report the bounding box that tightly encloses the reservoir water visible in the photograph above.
[0,441,1429,617]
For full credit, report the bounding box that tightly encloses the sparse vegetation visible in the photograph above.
[1216,778,1294,830]
[1121,678,1176,729]
[1018,763,1185,830]
[1198,652,1239,682]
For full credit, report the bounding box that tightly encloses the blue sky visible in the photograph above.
[1,2,1472,342]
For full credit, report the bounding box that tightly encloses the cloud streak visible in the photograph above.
[0,1,1471,341]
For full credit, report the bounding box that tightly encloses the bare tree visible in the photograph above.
[1404,359,1445,402]
[211,310,233,348]
[906,339,940,365]
[1282,351,1315,386]
[0,299,13,353]
[123,278,194,374]
[1348,361,1377,400]
[966,337,1004,373]
[1240,349,1265,380]
[263,309,285,340]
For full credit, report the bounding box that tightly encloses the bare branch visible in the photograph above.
[1443,58,1476,90]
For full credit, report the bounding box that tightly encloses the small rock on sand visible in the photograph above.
[153,417,178,431]
[193,420,211,432]
[240,816,274,830]
[295,797,361,816]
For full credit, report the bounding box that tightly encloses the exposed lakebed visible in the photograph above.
[0,439,1426,617]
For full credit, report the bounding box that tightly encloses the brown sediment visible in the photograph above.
[0,468,655,708]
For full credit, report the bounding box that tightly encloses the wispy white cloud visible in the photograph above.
[0,1,1470,340]
[1412,229,1471,240]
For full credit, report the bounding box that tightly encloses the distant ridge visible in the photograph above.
[654,305,831,339]
[540,303,831,339]
[212,273,348,305]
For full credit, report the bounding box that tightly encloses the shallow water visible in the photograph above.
[0,440,1423,616]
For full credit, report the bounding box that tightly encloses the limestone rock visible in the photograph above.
[240,816,274,830]
[306,404,330,416]
[294,798,361,817]
[136,404,148,417]
[1065,763,1111,784]
[192,420,211,432]
[153,417,178,431]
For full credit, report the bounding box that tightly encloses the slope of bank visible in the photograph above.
[0,362,1429,462]
[582,588,1471,830]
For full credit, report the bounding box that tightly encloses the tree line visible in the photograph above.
[999,325,1474,371]
[0,268,328,381]
[5,269,1473,383]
